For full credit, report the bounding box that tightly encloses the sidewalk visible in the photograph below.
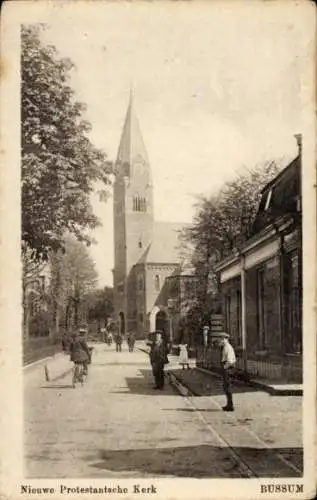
[172,366,302,397]
[24,351,73,386]
[139,343,302,395]
[169,366,302,472]
[196,367,303,396]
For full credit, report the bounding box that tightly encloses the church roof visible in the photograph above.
[138,221,189,265]
[116,89,150,168]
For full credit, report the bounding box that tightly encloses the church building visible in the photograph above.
[113,92,188,338]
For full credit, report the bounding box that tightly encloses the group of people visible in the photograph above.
[148,328,236,412]
[103,331,136,352]
[62,323,236,411]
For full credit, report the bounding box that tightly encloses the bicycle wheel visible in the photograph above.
[72,364,79,388]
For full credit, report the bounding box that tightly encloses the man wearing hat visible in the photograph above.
[149,332,169,390]
[202,325,209,348]
[212,332,236,412]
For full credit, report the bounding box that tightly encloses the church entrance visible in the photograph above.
[119,312,125,335]
[155,310,168,336]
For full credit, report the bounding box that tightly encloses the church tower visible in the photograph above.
[113,90,154,334]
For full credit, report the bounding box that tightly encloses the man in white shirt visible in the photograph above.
[212,332,236,412]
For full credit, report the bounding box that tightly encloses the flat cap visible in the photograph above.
[210,331,230,339]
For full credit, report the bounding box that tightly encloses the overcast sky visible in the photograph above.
[35,1,306,286]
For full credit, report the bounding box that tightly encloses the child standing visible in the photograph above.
[179,344,190,370]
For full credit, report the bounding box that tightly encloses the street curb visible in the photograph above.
[138,349,302,396]
[137,346,150,356]
[23,352,64,370]
[167,372,191,397]
[24,352,74,384]
[196,367,303,396]
[245,378,303,396]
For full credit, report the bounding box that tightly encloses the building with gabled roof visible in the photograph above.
[212,135,302,383]
[113,91,189,337]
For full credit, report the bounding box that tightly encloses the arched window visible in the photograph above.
[154,274,160,291]
[133,195,147,212]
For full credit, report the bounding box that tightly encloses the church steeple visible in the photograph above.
[113,90,154,332]
[116,89,150,175]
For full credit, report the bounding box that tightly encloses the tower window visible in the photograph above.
[138,274,144,291]
[133,196,147,212]
[154,274,160,291]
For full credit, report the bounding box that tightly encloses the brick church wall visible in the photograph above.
[145,264,178,314]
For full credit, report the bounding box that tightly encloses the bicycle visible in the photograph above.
[72,362,88,387]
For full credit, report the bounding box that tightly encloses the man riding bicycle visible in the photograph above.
[69,328,90,387]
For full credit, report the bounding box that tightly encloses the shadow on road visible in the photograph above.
[163,408,221,412]
[91,444,303,478]
[109,369,178,396]
[41,384,74,389]
[170,370,259,397]
[93,362,147,367]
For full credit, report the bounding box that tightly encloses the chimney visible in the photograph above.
[294,133,302,157]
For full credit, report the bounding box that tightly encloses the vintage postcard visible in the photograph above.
[0,1,316,499]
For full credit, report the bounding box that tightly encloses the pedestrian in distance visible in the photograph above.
[61,333,69,354]
[127,331,136,352]
[202,325,210,348]
[179,343,190,370]
[115,332,123,352]
[212,332,236,412]
[150,332,169,390]
[107,331,113,346]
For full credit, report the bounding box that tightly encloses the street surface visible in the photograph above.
[24,343,302,478]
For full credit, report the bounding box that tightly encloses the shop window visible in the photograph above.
[236,290,242,345]
[225,294,231,334]
[257,268,267,349]
[284,252,301,353]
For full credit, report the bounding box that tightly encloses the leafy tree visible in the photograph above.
[22,243,48,338]
[86,287,114,332]
[21,24,112,260]
[49,236,98,331]
[182,160,281,329]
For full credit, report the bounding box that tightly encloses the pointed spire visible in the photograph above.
[116,87,149,170]
[129,80,134,105]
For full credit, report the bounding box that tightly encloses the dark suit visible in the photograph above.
[150,342,167,389]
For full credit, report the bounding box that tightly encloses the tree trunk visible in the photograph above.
[74,299,80,328]
[23,302,30,341]
[23,285,30,341]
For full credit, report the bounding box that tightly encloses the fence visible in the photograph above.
[23,336,62,365]
[196,345,302,383]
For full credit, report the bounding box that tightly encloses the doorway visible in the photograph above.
[119,311,125,335]
[155,310,168,336]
